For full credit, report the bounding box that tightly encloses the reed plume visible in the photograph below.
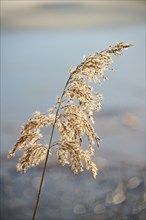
[8,42,132,220]
[8,42,132,178]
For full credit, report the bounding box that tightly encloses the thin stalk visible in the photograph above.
[32,75,71,220]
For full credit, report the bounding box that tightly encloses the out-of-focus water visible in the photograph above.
[1,25,145,162]
[1,3,145,220]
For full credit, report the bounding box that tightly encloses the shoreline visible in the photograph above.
[1,1,145,29]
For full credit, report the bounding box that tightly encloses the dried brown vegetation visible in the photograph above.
[8,42,132,179]
[8,42,132,220]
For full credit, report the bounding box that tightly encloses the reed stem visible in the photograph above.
[32,76,71,220]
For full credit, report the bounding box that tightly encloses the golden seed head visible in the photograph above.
[8,43,132,178]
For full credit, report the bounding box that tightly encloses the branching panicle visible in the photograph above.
[8,42,132,178]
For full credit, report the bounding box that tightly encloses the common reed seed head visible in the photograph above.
[8,43,132,178]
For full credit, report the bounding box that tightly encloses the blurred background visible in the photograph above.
[1,1,145,220]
